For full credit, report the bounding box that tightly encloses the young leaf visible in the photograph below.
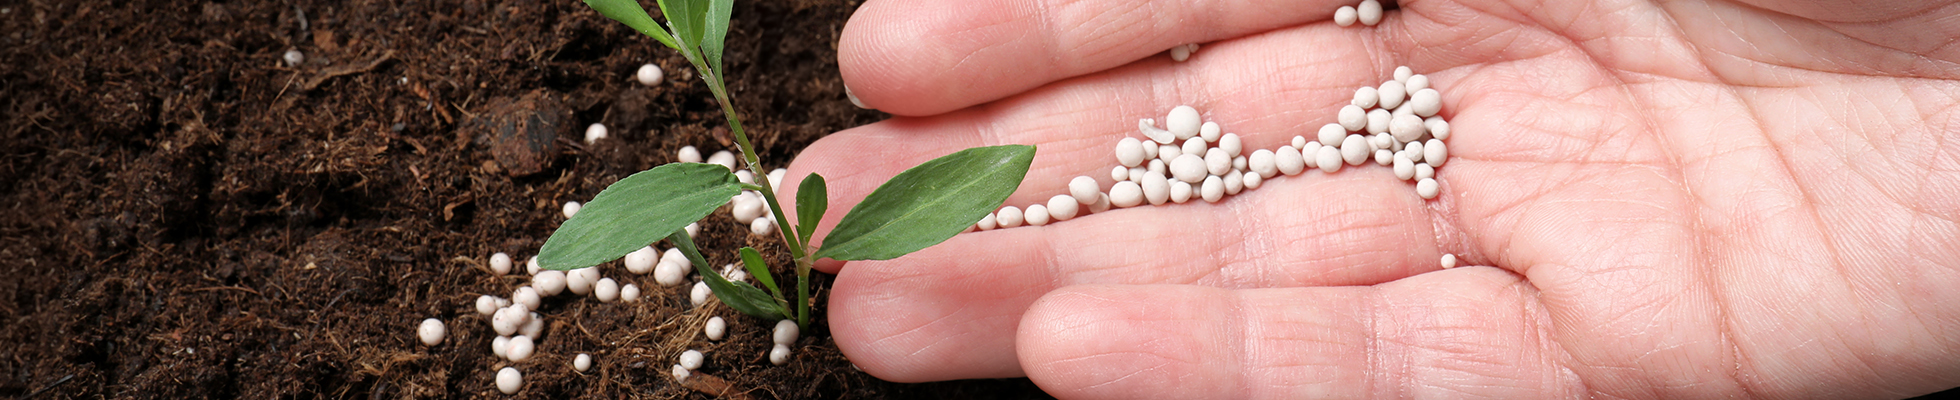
[538,163,740,271]
[795,173,827,244]
[669,230,790,320]
[657,0,710,49]
[816,145,1035,261]
[701,0,734,73]
[580,0,679,50]
[738,247,784,300]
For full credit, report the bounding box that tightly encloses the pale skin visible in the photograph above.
[781,0,1960,398]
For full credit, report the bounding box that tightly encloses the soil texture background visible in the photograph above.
[0,0,1051,398]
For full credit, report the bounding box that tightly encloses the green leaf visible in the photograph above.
[658,0,710,49]
[581,0,679,49]
[816,145,1035,261]
[538,163,740,271]
[738,247,784,300]
[701,0,734,73]
[669,230,789,320]
[795,173,827,245]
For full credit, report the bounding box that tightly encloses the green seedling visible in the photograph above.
[538,0,1035,330]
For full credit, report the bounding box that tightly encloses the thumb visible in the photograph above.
[1016,268,1581,399]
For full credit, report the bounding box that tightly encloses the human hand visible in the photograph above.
[784,0,1960,398]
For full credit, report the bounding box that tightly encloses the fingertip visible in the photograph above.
[838,0,1043,116]
[1019,285,1234,399]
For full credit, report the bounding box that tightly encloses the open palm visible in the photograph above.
[782,0,1960,398]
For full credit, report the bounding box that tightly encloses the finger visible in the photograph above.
[826,175,1447,381]
[838,0,1368,116]
[1018,268,1583,399]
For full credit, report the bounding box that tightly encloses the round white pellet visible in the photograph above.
[1369,132,1391,152]
[1170,153,1208,183]
[1425,117,1451,140]
[1340,135,1370,165]
[1417,178,1440,199]
[654,259,687,286]
[1425,138,1449,168]
[976,212,997,231]
[1047,195,1079,221]
[1115,137,1146,168]
[496,367,523,394]
[1204,148,1232,177]
[1182,137,1207,157]
[751,217,776,236]
[705,316,728,340]
[1302,141,1323,168]
[1223,170,1244,195]
[1218,133,1243,158]
[520,312,544,339]
[1317,145,1344,173]
[733,195,766,224]
[418,318,446,346]
[595,278,620,302]
[476,295,502,316]
[584,123,608,145]
[735,169,755,185]
[690,281,712,306]
[1292,135,1307,149]
[1025,204,1051,226]
[1109,181,1144,208]
[678,146,703,163]
[1170,180,1193,203]
[1337,105,1368,132]
[1409,88,1442,117]
[679,350,705,370]
[672,364,692,382]
[567,267,599,295]
[1166,106,1201,140]
[1394,154,1417,180]
[773,319,800,345]
[1068,176,1101,205]
[283,49,305,66]
[1148,158,1167,176]
[769,344,791,366]
[996,205,1024,228]
[625,246,657,274]
[1141,172,1170,205]
[562,201,582,219]
[1170,44,1191,61]
[1275,146,1306,176]
[1232,155,1247,172]
[1407,74,1431,92]
[1394,66,1414,83]
[507,335,535,362]
[686,222,701,238]
[1441,253,1458,269]
[1110,166,1128,182]
[1197,121,1220,141]
[575,353,593,372]
[490,252,513,275]
[1248,149,1277,178]
[1334,5,1358,26]
[768,168,787,189]
[1089,193,1113,213]
[1128,167,1146,183]
[1390,114,1427,143]
[1416,163,1436,180]
[1358,0,1383,25]
[1242,171,1263,190]
[621,283,641,302]
[1200,176,1225,203]
[636,63,664,86]
[513,286,542,311]
[492,336,511,358]
[1354,86,1380,109]
[1141,139,1160,160]
[1375,149,1394,166]
[707,150,737,171]
[1365,108,1392,134]
[1318,123,1347,148]
[1405,141,1426,163]
[1378,80,1407,110]
[1158,144,1181,164]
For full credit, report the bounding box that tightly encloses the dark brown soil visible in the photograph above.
[0,0,1050,398]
